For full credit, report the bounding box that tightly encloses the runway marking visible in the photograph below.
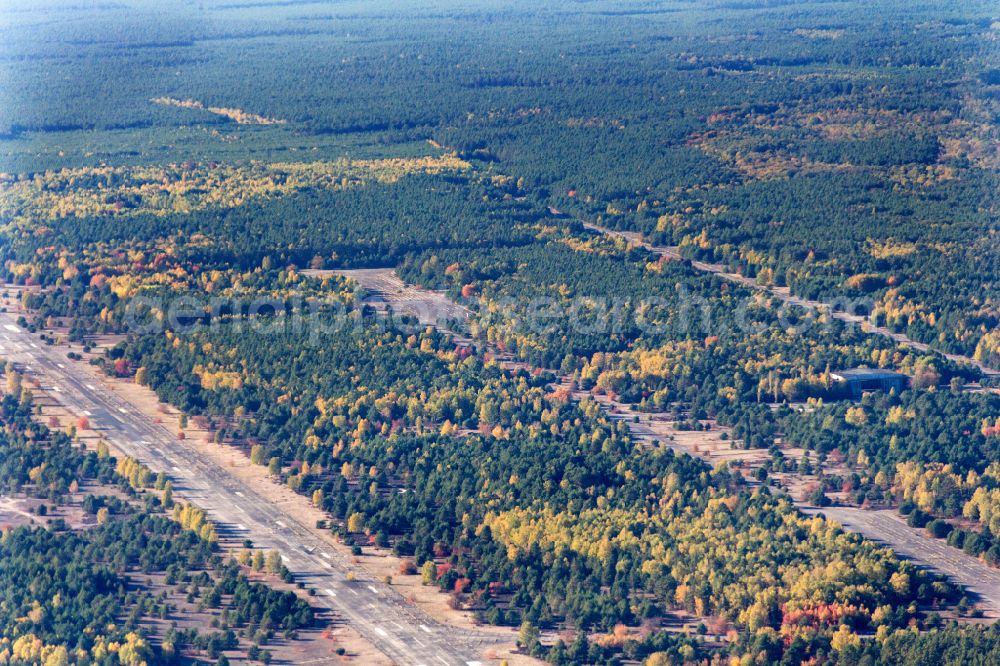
[1,326,489,662]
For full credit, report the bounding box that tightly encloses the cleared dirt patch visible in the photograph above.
[330,268,472,327]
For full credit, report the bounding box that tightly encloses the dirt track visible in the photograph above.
[583,221,1000,377]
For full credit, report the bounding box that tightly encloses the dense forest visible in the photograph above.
[3,0,997,358]
[1,0,999,664]
[107,312,970,662]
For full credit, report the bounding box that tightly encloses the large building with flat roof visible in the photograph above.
[831,368,909,397]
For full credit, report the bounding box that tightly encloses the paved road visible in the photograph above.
[805,506,1000,613]
[583,222,1000,377]
[0,310,494,666]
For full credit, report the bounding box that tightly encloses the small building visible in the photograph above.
[831,368,908,398]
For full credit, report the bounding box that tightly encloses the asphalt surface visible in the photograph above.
[0,309,494,666]
[805,506,1000,613]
